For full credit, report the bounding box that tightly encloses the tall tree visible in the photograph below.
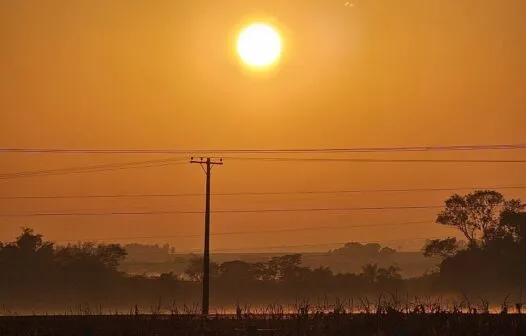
[436,190,522,245]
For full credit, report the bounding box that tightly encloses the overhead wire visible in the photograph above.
[1,156,525,181]
[223,156,526,163]
[1,185,525,200]
[51,220,436,243]
[1,143,525,180]
[0,204,443,217]
[1,143,525,154]
[1,144,519,254]
[1,145,520,247]
[0,157,188,180]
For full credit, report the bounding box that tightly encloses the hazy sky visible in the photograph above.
[1,0,525,252]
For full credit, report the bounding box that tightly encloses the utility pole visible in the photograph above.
[190,157,223,315]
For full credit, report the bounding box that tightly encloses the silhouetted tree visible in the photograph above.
[433,192,525,290]
[251,262,272,281]
[267,254,303,282]
[219,260,257,283]
[55,243,126,270]
[15,228,52,252]
[380,246,396,254]
[423,237,460,258]
[97,244,127,270]
[308,266,333,285]
[377,265,402,282]
[184,256,219,281]
[361,263,379,283]
[333,242,385,256]
[501,209,526,243]
[436,190,522,245]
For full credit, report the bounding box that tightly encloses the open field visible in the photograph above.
[1,314,525,336]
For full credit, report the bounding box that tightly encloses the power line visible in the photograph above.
[1,144,525,154]
[1,144,524,180]
[1,156,524,181]
[224,156,526,163]
[0,157,188,180]
[2,185,525,200]
[51,220,435,243]
[0,205,443,218]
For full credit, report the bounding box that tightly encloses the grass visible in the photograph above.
[1,313,526,335]
[1,296,526,335]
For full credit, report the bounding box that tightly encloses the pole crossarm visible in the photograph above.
[190,157,224,165]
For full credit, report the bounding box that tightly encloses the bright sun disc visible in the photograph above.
[236,23,282,68]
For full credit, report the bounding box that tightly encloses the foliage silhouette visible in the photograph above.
[0,190,524,312]
[423,237,459,258]
[436,191,525,291]
[436,190,523,245]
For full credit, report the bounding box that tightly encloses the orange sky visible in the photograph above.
[1,0,525,252]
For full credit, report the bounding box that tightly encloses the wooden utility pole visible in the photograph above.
[190,157,223,315]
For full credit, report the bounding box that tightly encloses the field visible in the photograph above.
[1,313,525,336]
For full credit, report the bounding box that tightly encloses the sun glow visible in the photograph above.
[236,23,282,69]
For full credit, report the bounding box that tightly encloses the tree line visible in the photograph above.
[0,190,524,311]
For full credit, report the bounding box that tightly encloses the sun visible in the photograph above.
[236,23,282,68]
